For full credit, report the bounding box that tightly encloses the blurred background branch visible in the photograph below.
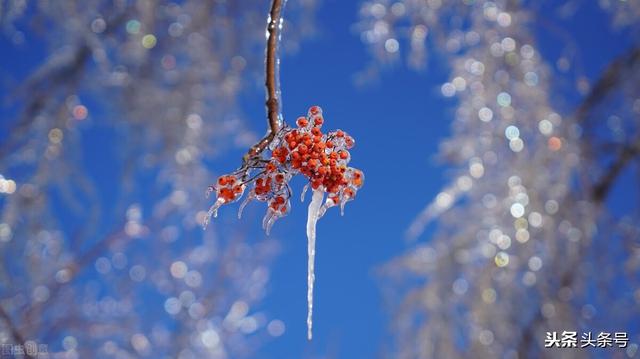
[0,1,316,357]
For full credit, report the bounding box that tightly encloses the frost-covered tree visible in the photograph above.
[0,1,315,358]
[358,0,640,358]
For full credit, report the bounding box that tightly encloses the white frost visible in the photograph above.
[306,188,324,340]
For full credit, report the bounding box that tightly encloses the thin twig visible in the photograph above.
[244,0,284,163]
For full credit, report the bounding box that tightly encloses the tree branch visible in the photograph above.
[244,0,284,163]
[515,46,640,358]
[0,305,35,359]
[592,139,640,202]
[575,47,640,123]
[576,46,640,201]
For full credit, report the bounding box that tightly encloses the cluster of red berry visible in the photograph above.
[204,106,364,233]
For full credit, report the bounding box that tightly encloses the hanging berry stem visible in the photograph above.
[204,0,365,342]
[245,0,284,164]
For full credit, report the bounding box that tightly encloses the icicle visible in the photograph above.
[306,188,324,340]
[317,198,335,219]
[262,209,275,233]
[237,192,255,219]
[301,183,309,202]
[205,185,215,198]
[203,197,225,229]
[265,214,278,235]
[340,199,348,216]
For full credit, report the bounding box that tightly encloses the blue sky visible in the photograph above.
[233,2,451,358]
[1,0,637,358]
[236,1,637,358]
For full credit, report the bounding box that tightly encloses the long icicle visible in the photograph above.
[306,188,324,340]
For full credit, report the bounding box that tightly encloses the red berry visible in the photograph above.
[297,117,309,127]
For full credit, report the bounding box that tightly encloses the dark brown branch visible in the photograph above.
[244,0,284,163]
[575,47,640,123]
[592,139,640,202]
[575,46,640,201]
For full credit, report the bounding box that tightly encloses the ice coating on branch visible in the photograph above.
[204,106,364,339]
[203,197,224,228]
[301,183,309,202]
[204,106,363,231]
[306,188,324,340]
[406,176,470,240]
[202,176,245,229]
[237,191,255,219]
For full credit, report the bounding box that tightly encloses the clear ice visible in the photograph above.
[306,188,324,340]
